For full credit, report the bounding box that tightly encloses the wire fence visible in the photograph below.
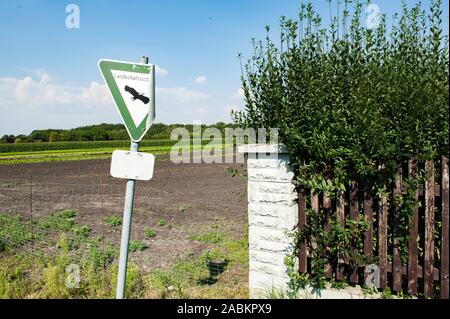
[0,159,248,297]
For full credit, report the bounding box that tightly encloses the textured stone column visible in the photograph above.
[238,144,297,298]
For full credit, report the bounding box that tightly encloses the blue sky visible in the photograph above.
[0,0,448,135]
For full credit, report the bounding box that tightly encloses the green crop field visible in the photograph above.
[0,139,233,165]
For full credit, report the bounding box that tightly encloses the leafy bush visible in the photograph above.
[190,227,224,244]
[72,225,90,239]
[157,219,166,227]
[38,210,76,231]
[0,214,34,249]
[0,255,36,298]
[104,215,122,227]
[128,241,148,252]
[235,0,448,290]
[85,237,117,270]
[235,0,448,179]
[225,166,239,177]
[145,228,156,238]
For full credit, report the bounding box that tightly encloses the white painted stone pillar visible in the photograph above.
[238,144,297,298]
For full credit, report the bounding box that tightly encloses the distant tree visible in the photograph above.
[48,132,59,142]
[15,122,237,142]
[30,130,50,142]
[91,127,107,141]
[77,130,91,141]
[59,130,75,141]
[1,134,15,143]
[12,134,28,143]
[107,129,128,140]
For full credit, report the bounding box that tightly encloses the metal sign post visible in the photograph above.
[115,56,148,299]
[99,55,155,299]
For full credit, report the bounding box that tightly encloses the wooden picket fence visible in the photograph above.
[297,156,449,299]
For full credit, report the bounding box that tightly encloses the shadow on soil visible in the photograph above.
[197,259,229,285]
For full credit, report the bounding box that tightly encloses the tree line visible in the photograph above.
[0,122,239,143]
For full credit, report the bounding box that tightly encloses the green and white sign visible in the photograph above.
[98,59,155,142]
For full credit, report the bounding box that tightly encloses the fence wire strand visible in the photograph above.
[0,159,248,297]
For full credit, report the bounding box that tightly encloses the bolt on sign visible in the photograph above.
[98,59,155,142]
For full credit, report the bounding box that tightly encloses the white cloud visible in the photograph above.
[0,73,118,134]
[231,88,245,100]
[156,86,209,121]
[221,88,246,121]
[224,88,245,117]
[35,69,50,83]
[7,72,111,109]
[157,87,207,104]
[155,65,168,76]
[194,75,207,84]
[225,104,240,114]
[79,82,112,107]
[0,73,212,134]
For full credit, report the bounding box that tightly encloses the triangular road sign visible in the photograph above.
[98,59,155,142]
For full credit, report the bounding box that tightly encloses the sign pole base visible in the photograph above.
[115,55,149,300]
[116,140,139,299]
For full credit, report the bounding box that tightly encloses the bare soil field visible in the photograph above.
[0,157,247,271]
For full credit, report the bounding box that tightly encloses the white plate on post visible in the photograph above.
[110,150,155,181]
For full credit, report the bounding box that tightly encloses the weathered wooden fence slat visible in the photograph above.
[363,188,373,283]
[378,193,388,289]
[323,189,333,277]
[393,166,403,292]
[349,180,359,284]
[296,157,448,298]
[311,190,319,276]
[336,189,345,280]
[407,158,419,295]
[337,189,345,224]
[441,156,449,299]
[323,192,332,230]
[311,191,319,213]
[424,160,435,298]
[298,187,307,273]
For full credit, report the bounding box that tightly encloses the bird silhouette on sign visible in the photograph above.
[124,85,150,104]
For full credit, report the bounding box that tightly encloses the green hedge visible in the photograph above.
[235,0,448,180]
[234,0,449,292]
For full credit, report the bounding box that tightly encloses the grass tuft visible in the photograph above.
[104,215,122,227]
[189,226,224,244]
[145,228,156,238]
[128,241,148,252]
[38,209,76,231]
[157,219,166,227]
